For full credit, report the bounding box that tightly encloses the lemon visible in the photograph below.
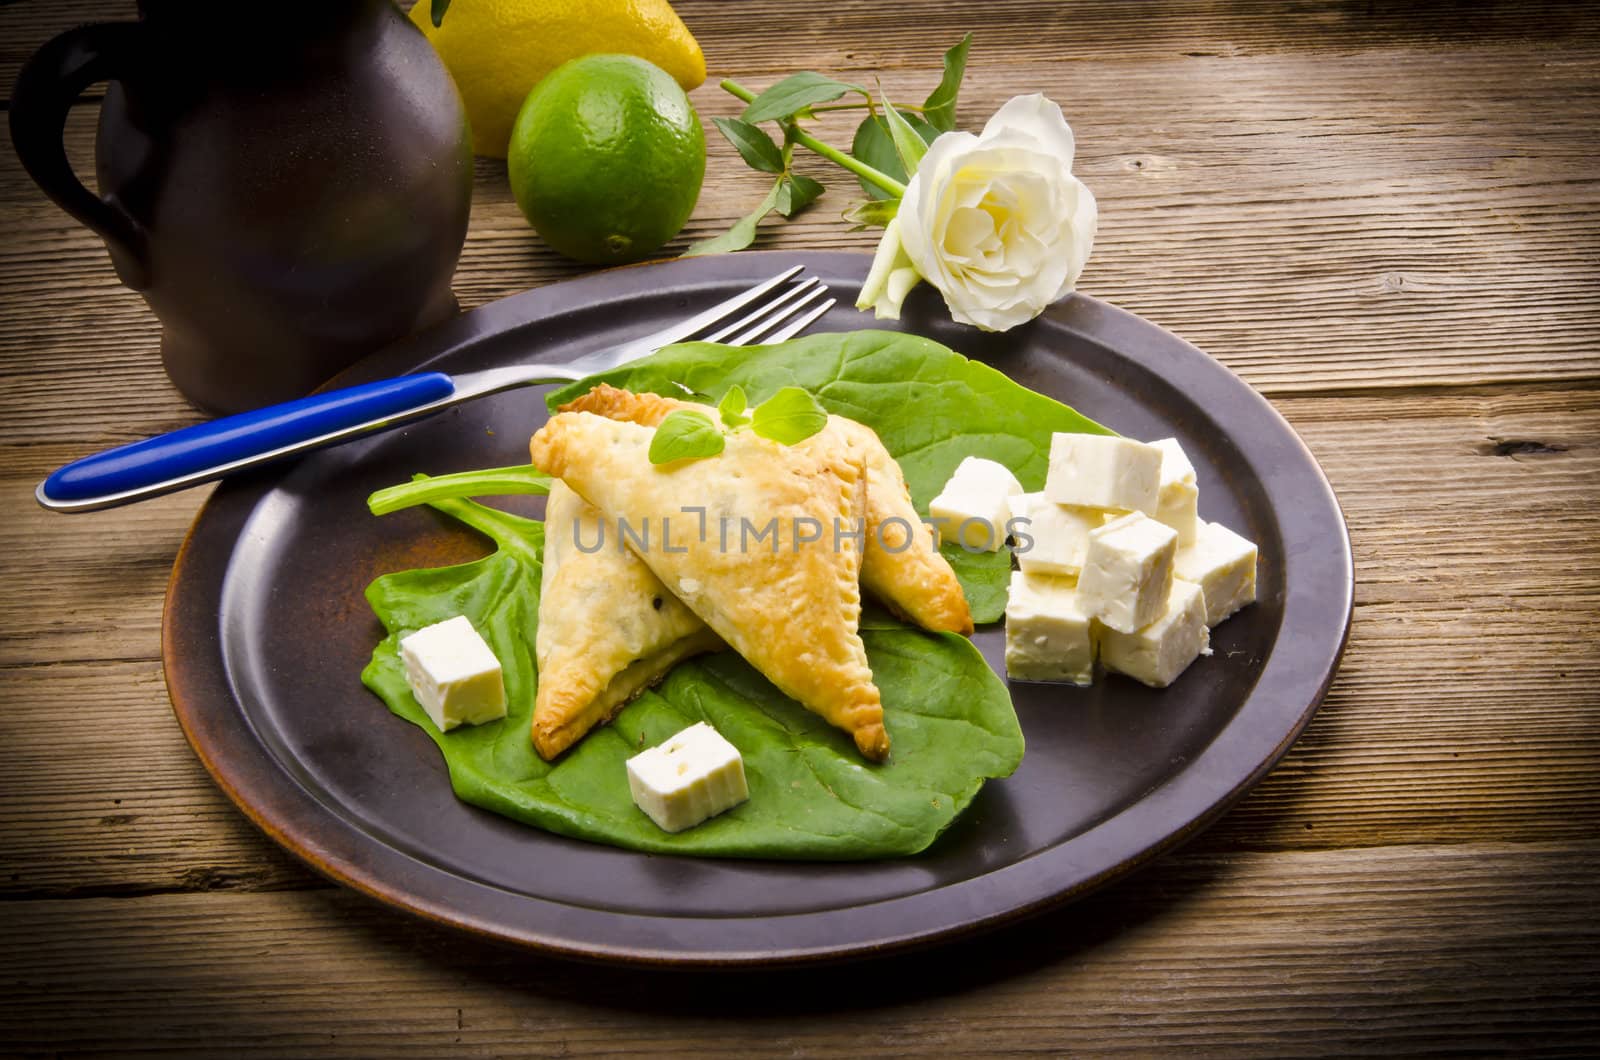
[407,0,705,159]
[508,54,705,265]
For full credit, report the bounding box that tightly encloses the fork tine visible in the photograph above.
[702,277,823,343]
[761,297,836,345]
[625,264,805,355]
[725,285,832,346]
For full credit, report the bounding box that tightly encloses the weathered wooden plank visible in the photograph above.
[6,0,1598,104]
[1,842,1596,1055]
[2,45,1597,422]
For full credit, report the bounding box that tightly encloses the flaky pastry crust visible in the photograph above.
[529,410,889,760]
[561,384,972,635]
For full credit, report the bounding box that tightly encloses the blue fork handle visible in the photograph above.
[39,372,456,510]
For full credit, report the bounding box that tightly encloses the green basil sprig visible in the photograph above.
[648,386,829,465]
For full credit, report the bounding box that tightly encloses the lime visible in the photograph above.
[508,54,706,265]
[406,0,705,159]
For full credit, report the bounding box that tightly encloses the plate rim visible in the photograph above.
[162,250,1353,967]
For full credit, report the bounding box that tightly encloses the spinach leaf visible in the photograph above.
[363,497,1023,859]
[547,329,1113,622]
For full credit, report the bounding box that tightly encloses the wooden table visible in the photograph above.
[3,1,1597,1052]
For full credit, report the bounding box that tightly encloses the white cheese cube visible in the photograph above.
[1077,512,1178,634]
[626,722,749,833]
[1008,492,1105,576]
[1150,437,1196,485]
[1150,437,1200,546]
[929,456,1025,552]
[1175,520,1259,626]
[398,615,507,733]
[929,485,1011,551]
[1099,579,1211,688]
[950,456,1025,498]
[1004,571,1097,685]
[1044,433,1163,514]
[1155,478,1199,547]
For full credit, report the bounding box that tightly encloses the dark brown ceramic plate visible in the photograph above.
[164,251,1351,967]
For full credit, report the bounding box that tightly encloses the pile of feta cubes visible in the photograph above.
[930,434,1258,689]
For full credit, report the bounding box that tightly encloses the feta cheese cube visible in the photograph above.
[1175,520,1259,626]
[1150,437,1196,485]
[1004,571,1097,685]
[1155,478,1199,547]
[1044,433,1163,514]
[398,615,507,733]
[929,456,1025,552]
[950,456,1025,497]
[1099,579,1211,688]
[626,722,749,833]
[1077,512,1179,634]
[1008,492,1105,576]
[1150,437,1200,546]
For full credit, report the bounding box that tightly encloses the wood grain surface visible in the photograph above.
[1,0,1597,1054]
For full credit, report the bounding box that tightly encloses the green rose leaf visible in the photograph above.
[714,117,785,174]
[843,198,900,231]
[749,385,828,445]
[850,112,939,201]
[741,72,867,123]
[648,409,726,464]
[775,173,825,218]
[922,33,972,132]
[881,95,930,178]
[682,179,785,257]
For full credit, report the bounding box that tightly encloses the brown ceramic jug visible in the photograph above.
[9,0,474,414]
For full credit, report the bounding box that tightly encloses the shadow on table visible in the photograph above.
[341,847,1237,1012]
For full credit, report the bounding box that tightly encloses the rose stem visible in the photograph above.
[720,79,908,198]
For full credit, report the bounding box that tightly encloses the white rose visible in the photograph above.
[856,93,1098,332]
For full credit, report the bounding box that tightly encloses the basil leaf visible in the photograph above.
[368,466,550,516]
[430,0,451,27]
[881,95,929,178]
[922,33,972,132]
[749,385,828,445]
[713,117,784,174]
[850,112,939,200]
[649,409,725,464]
[718,384,749,426]
[774,173,825,218]
[843,198,899,230]
[741,72,866,123]
[682,179,784,257]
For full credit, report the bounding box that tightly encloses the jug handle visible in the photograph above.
[9,22,149,288]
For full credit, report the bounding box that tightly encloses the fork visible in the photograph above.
[36,265,834,513]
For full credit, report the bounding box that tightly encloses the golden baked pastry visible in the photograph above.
[561,385,973,635]
[534,480,721,760]
[529,410,889,760]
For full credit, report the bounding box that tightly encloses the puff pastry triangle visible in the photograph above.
[533,480,721,760]
[561,385,973,635]
[529,410,889,760]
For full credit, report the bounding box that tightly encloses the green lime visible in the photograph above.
[508,54,706,265]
